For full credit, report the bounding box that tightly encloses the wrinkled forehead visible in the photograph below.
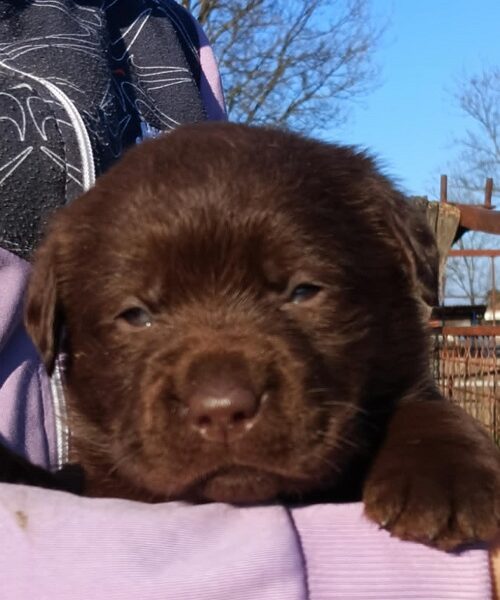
[69,193,332,302]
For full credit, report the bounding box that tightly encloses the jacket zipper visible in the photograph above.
[0,61,96,468]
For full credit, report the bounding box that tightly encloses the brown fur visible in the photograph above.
[18,122,500,549]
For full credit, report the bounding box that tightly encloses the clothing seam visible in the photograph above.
[35,361,54,470]
[284,507,310,600]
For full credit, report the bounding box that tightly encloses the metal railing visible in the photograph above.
[433,246,499,439]
[431,325,499,440]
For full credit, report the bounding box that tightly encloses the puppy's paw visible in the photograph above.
[363,446,500,550]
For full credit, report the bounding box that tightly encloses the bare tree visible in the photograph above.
[449,67,500,196]
[441,67,500,306]
[181,0,382,132]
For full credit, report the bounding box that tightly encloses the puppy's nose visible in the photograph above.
[187,383,260,443]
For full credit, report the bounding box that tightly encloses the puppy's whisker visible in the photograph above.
[305,387,332,395]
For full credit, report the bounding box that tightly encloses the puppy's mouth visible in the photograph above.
[176,465,303,504]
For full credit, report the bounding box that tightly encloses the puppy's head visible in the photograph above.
[25,122,437,503]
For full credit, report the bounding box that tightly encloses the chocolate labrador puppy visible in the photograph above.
[7,122,500,549]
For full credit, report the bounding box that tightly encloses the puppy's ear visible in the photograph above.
[388,200,439,310]
[370,180,439,311]
[24,238,60,374]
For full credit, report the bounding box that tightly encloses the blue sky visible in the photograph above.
[329,0,500,197]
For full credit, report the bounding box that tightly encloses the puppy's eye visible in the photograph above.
[117,307,153,328]
[287,283,323,304]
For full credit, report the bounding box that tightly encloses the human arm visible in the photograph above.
[0,485,491,600]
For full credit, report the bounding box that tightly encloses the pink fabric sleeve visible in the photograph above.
[0,248,55,469]
[292,503,491,600]
[0,483,491,600]
[0,485,304,600]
